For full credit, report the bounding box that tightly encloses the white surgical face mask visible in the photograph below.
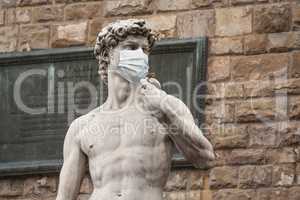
[116,48,149,83]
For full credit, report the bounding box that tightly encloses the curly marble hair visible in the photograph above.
[94,19,158,79]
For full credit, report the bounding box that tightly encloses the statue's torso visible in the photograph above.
[78,106,173,200]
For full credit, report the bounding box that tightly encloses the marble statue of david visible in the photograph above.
[56,19,215,200]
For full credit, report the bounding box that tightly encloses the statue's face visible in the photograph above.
[104,35,150,99]
[98,35,150,81]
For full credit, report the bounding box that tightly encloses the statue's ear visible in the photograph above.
[147,78,161,89]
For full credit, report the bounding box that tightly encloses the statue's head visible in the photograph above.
[94,19,158,82]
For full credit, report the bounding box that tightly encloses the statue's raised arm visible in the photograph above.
[140,79,215,168]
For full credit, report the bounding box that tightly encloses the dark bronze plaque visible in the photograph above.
[0,38,208,176]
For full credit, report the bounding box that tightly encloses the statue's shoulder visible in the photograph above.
[65,107,102,146]
[70,106,102,131]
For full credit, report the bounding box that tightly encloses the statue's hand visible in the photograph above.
[140,78,167,112]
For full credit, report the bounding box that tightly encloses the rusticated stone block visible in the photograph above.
[291,51,300,78]
[208,125,249,149]
[51,22,88,47]
[266,148,296,164]
[255,188,272,200]
[32,6,63,23]
[145,15,177,38]
[165,170,189,191]
[276,121,300,146]
[208,82,243,99]
[224,82,244,98]
[209,166,238,189]
[0,179,24,197]
[23,176,57,196]
[246,77,300,98]
[16,7,31,24]
[273,164,295,186]
[0,26,18,52]
[210,36,243,55]
[235,99,275,123]
[205,101,235,123]
[215,7,252,36]
[292,5,300,31]
[289,96,300,119]
[1,0,17,8]
[65,2,102,20]
[243,80,275,98]
[213,189,255,200]
[104,0,153,16]
[207,56,230,82]
[271,188,289,200]
[248,124,276,147]
[226,149,265,165]
[164,170,204,192]
[19,25,50,51]
[231,53,290,81]
[288,187,300,200]
[255,188,289,200]
[244,34,268,55]
[156,0,190,11]
[239,165,272,188]
[177,10,215,38]
[253,4,291,33]
[267,32,290,53]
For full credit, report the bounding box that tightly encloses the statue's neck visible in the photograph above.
[105,80,140,110]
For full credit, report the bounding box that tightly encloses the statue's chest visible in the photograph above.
[80,111,167,157]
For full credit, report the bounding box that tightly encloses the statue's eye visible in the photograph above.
[124,44,138,50]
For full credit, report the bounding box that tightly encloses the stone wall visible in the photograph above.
[1,0,300,199]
